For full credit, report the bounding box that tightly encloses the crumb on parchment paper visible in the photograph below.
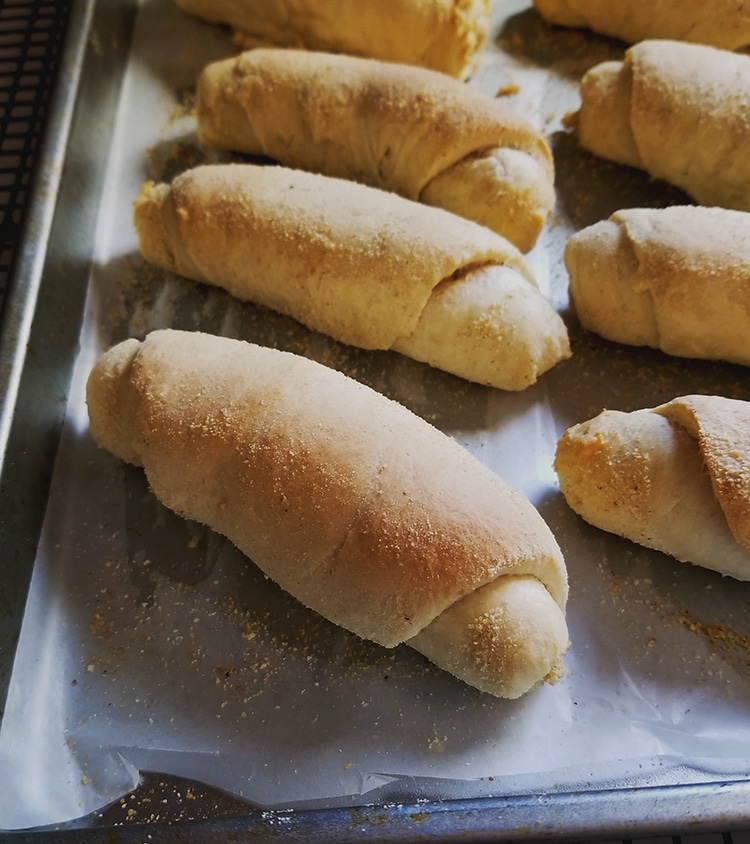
[672,611,750,658]
[496,82,520,97]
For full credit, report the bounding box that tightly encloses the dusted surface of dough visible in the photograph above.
[533,0,750,50]
[86,330,569,697]
[555,395,750,580]
[564,206,750,365]
[196,49,555,252]
[134,164,570,390]
[577,41,750,211]
[391,264,571,393]
[173,0,489,80]
[408,575,569,698]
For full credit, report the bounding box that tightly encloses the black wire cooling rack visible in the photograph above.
[0,0,72,307]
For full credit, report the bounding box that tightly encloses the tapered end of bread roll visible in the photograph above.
[195,59,258,152]
[407,0,489,80]
[420,147,555,253]
[393,264,571,391]
[564,218,659,347]
[408,575,568,698]
[577,60,641,170]
[86,337,142,467]
[134,182,205,283]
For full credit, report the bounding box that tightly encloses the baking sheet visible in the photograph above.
[1,0,750,832]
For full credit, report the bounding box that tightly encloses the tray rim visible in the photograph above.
[3,779,750,840]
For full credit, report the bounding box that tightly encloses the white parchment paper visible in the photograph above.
[1,0,750,830]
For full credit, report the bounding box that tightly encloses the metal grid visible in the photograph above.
[0,0,72,308]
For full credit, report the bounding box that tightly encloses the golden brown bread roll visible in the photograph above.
[576,41,750,211]
[555,395,750,580]
[564,205,750,366]
[134,164,570,391]
[533,0,750,50]
[196,49,555,252]
[86,329,570,697]
[172,0,489,80]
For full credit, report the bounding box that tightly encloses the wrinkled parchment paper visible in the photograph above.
[1,0,750,830]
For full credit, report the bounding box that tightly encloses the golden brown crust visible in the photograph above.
[134,164,570,390]
[577,41,750,210]
[196,49,554,251]
[174,0,490,80]
[87,330,569,696]
[564,206,750,365]
[533,0,750,50]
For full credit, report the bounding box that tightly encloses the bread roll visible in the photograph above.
[564,205,750,365]
[86,329,570,698]
[533,0,750,50]
[196,49,555,252]
[555,395,750,580]
[576,41,750,211]
[172,0,489,80]
[134,164,570,391]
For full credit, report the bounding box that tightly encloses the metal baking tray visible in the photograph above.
[1,0,750,839]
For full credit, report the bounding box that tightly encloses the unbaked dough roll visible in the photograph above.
[87,329,570,698]
[134,164,570,391]
[576,41,750,211]
[196,49,555,252]
[172,0,489,80]
[555,395,750,580]
[564,205,750,365]
[533,0,750,50]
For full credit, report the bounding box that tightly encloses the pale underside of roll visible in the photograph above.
[195,49,556,253]
[564,205,750,366]
[172,0,489,81]
[86,329,570,698]
[533,0,750,50]
[555,395,750,581]
[576,41,750,211]
[134,164,570,391]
